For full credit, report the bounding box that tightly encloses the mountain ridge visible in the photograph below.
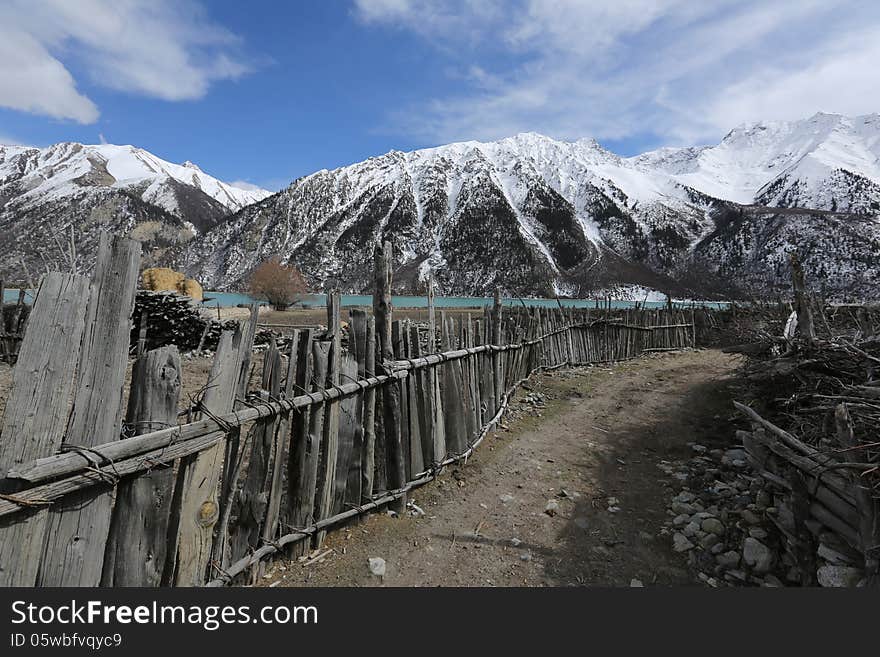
[178,112,880,300]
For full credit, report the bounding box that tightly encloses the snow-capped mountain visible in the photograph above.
[634,112,880,213]
[0,142,270,281]
[180,112,880,299]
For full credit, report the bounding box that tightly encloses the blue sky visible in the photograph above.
[2,1,880,191]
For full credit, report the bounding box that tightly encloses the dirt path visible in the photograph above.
[263,349,743,587]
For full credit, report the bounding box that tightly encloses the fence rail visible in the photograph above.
[0,234,702,587]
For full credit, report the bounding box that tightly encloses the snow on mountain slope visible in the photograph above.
[0,142,271,215]
[632,112,880,210]
[0,141,272,284]
[181,114,880,299]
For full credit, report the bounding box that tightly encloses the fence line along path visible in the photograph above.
[0,233,704,587]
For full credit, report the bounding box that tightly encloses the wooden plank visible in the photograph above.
[410,323,433,470]
[374,242,406,512]
[313,290,342,547]
[361,316,377,502]
[171,327,245,586]
[287,339,329,557]
[0,273,91,586]
[263,330,300,546]
[280,329,313,533]
[333,352,360,514]
[101,346,181,586]
[227,341,282,569]
[38,234,141,587]
[346,310,368,507]
[403,322,424,476]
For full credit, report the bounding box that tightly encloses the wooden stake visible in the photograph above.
[102,346,181,586]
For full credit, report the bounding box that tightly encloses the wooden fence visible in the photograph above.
[0,235,699,587]
[0,282,29,365]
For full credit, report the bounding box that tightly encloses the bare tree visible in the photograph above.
[249,257,308,310]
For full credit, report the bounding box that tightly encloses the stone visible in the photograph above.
[742,538,774,573]
[716,551,741,569]
[710,542,726,555]
[629,578,644,587]
[700,534,720,550]
[574,516,589,530]
[683,521,701,537]
[368,557,386,577]
[672,514,690,527]
[671,501,697,515]
[673,533,694,552]
[674,491,696,504]
[499,494,515,503]
[740,509,761,525]
[748,527,768,540]
[520,553,533,562]
[701,518,725,536]
[544,499,560,516]
[817,565,863,587]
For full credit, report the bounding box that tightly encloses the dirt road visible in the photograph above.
[263,349,743,587]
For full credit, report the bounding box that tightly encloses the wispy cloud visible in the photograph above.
[0,0,256,124]
[353,0,880,147]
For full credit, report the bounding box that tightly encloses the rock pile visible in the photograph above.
[661,443,789,587]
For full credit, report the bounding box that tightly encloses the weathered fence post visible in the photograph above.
[361,316,377,502]
[171,327,246,586]
[102,346,181,586]
[38,234,140,587]
[790,253,815,343]
[0,273,91,586]
[314,289,342,547]
[492,288,503,406]
[288,338,329,558]
[374,242,406,513]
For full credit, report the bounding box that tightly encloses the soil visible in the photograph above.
[260,348,744,587]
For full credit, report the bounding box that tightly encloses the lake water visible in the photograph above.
[203,291,730,310]
[4,288,729,310]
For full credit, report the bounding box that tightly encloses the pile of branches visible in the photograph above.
[131,290,236,354]
[733,277,880,585]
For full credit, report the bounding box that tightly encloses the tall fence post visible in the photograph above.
[171,326,246,586]
[0,273,91,586]
[38,234,141,587]
[492,288,503,407]
[374,242,406,513]
[314,289,342,547]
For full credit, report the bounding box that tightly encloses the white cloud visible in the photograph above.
[229,180,264,192]
[0,0,253,124]
[354,0,880,147]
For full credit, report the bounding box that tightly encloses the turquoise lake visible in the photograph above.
[4,288,729,310]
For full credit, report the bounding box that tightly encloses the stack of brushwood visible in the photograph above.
[0,291,31,364]
[130,290,236,353]
[732,259,880,586]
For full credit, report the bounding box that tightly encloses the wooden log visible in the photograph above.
[39,234,141,587]
[102,346,181,586]
[171,327,246,587]
[492,289,503,408]
[314,290,342,547]
[374,242,405,512]
[0,273,91,586]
